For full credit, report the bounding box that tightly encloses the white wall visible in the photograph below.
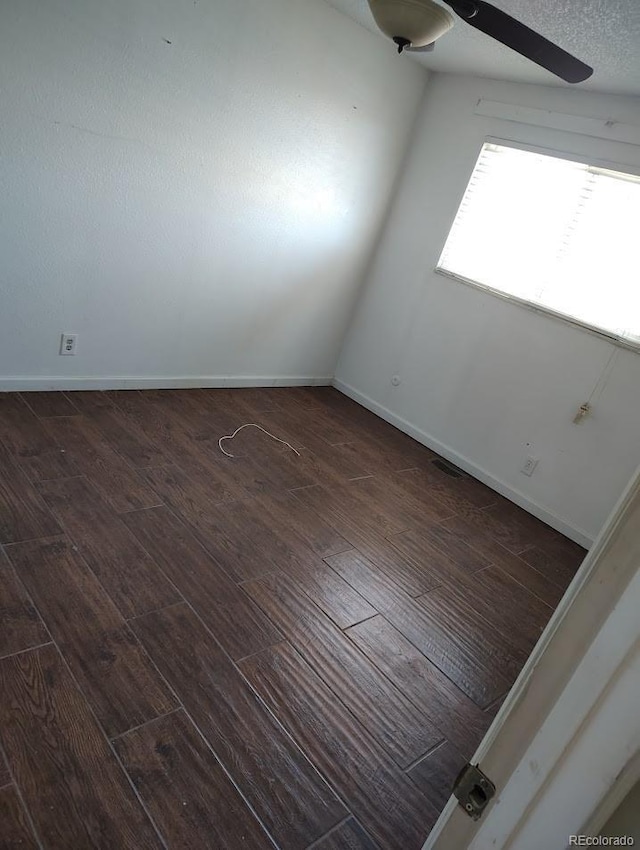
[336,73,640,544]
[0,0,426,389]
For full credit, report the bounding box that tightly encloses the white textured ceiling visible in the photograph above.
[323,0,640,95]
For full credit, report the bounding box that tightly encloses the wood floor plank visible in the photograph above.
[337,535,442,599]
[112,392,280,499]
[288,561,377,630]
[246,408,310,452]
[80,406,170,468]
[227,444,315,494]
[38,477,180,619]
[185,400,316,490]
[141,390,310,490]
[0,445,62,544]
[121,505,283,660]
[311,818,378,849]
[0,752,11,788]
[332,439,424,479]
[313,480,410,540]
[389,534,550,660]
[252,406,375,483]
[131,604,346,849]
[2,395,128,482]
[64,391,116,412]
[185,402,321,493]
[258,490,352,559]
[293,486,441,597]
[392,467,473,513]
[237,499,376,629]
[197,387,286,415]
[434,565,553,657]
[483,500,585,565]
[205,446,313,498]
[394,466,499,512]
[44,417,161,513]
[398,522,492,574]
[540,532,586,569]
[519,543,584,590]
[298,405,362,448]
[109,392,194,456]
[294,442,372,487]
[241,641,439,850]
[308,391,412,446]
[0,785,40,849]
[307,395,437,472]
[0,393,58,458]
[140,459,237,514]
[324,549,412,613]
[138,469,283,581]
[363,427,438,470]
[0,547,49,660]
[18,447,80,483]
[212,418,299,458]
[387,529,473,585]
[135,475,372,627]
[250,397,342,446]
[384,594,516,707]
[154,388,246,436]
[346,616,493,759]
[439,515,566,607]
[407,742,467,812]
[346,474,455,531]
[111,391,233,467]
[114,710,274,849]
[6,536,177,737]
[0,644,164,849]
[20,392,79,419]
[244,573,441,768]
[389,467,477,519]
[293,386,346,411]
[454,501,541,555]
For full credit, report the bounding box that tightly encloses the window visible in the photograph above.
[437,142,640,347]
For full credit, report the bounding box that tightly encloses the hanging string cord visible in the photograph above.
[586,346,619,406]
[218,423,301,459]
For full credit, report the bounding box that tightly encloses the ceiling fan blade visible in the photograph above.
[443,0,593,83]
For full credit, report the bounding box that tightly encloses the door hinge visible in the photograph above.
[453,763,496,821]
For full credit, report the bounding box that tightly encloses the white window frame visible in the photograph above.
[434,137,640,354]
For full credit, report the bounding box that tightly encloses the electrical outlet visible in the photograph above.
[521,456,539,477]
[60,333,78,356]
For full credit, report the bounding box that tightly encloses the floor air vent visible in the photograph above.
[431,458,466,478]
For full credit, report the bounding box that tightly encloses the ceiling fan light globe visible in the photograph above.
[367,0,454,48]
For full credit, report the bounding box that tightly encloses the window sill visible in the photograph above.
[434,268,640,355]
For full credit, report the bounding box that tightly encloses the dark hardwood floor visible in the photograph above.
[0,386,586,849]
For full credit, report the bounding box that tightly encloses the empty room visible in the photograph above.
[1,0,639,848]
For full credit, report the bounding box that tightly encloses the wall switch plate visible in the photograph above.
[521,456,539,477]
[60,333,78,355]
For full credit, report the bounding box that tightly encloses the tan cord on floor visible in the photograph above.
[218,423,301,459]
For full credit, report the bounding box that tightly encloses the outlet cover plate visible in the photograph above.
[60,333,78,356]
[521,456,539,477]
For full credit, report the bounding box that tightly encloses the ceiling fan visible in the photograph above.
[366,0,593,83]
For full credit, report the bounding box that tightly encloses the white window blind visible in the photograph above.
[437,143,640,346]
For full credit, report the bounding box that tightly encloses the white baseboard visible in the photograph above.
[1,375,333,392]
[333,378,594,548]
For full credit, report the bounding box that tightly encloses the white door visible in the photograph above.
[424,466,640,850]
